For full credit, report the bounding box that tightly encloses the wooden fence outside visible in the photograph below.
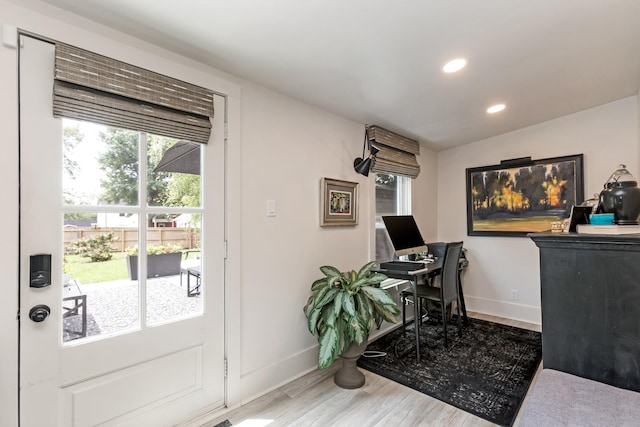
[64,227,199,253]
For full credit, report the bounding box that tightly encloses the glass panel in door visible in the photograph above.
[61,120,206,342]
[62,119,143,343]
[145,212,203,325]
[146,134,204,324]
[62,212,139,342]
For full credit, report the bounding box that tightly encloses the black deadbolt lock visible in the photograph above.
[29,304,51,323]
[30,254,52,288]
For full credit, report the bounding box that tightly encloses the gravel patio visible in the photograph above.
[62,275,202,342]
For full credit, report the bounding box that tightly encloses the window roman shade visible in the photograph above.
[53,43,214,144]
[368,125,421,178]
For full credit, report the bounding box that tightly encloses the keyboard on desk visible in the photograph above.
[379,260,428,271]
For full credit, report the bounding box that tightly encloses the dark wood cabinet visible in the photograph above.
[530,232,640,392]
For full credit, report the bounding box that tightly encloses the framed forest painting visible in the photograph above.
[466,154,584,237]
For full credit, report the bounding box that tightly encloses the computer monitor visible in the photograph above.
[382,215,428,257]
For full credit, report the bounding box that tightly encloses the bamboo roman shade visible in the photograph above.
[368,125,421,178]
[53,43,214,144]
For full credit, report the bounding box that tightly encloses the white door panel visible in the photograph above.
[19,35,225,426]
[62,347,203,426]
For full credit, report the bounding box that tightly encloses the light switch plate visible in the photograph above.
[2,25,18,48]
[266,199,276,217]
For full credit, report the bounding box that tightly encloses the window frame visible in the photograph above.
[374,173,411,262]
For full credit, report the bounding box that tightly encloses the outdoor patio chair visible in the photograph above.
[180,250,200,287]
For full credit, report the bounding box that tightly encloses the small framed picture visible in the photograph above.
[320,178,358,226]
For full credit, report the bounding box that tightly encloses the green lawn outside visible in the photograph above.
[66,250,199,284]
[65,252,129,284]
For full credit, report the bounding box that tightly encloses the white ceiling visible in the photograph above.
[30,0,640,150]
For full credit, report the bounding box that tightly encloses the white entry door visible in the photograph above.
[19,35,226,427]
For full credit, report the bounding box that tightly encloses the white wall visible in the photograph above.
[236,82,371,397]
[236,82,439,399]
[413,145,439,243]
[437,96,639,324]
[0,0,439,421]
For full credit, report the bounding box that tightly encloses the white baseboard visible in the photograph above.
[239,345,319,405]
[465,295,541,325]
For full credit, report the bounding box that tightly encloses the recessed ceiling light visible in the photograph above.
[443,58,467,73]
[487,104,506,114]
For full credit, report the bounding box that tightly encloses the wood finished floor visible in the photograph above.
[185,313,542,427]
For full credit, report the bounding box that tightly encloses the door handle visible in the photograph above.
[29,304,51,322]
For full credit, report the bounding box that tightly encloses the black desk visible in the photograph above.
[376,259,468,363]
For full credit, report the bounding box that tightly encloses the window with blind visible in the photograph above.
[375,173,411,261]
[53,43,214,144]
[368,125,421,179]
[54,43,214,341]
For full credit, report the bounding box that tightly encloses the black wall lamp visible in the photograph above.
[353,126,379,177]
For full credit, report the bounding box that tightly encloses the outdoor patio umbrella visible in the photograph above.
[153,140,201,175]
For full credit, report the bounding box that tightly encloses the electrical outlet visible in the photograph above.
[510,289,519,301]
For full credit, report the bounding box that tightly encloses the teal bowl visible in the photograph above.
[589,213,614,225]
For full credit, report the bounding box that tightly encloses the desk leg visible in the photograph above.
[413,277,421,363]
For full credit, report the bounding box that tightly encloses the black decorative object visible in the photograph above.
[353,125,379,176]
[466,154,584,237]
[358,318,542,427]
[597,164,640,225]
[500,156,533,167]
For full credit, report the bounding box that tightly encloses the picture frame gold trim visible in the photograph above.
[320,178,358,226]
[466,154,584,237]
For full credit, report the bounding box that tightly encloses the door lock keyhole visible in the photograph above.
[29,304,51,322]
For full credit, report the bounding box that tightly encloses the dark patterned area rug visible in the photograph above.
[357,317,541,427]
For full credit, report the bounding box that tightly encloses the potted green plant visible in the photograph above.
[303,261,400,388]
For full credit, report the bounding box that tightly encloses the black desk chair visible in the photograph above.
[425,241,469,325]
[427,241,447,259]
[401,241,464,347]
